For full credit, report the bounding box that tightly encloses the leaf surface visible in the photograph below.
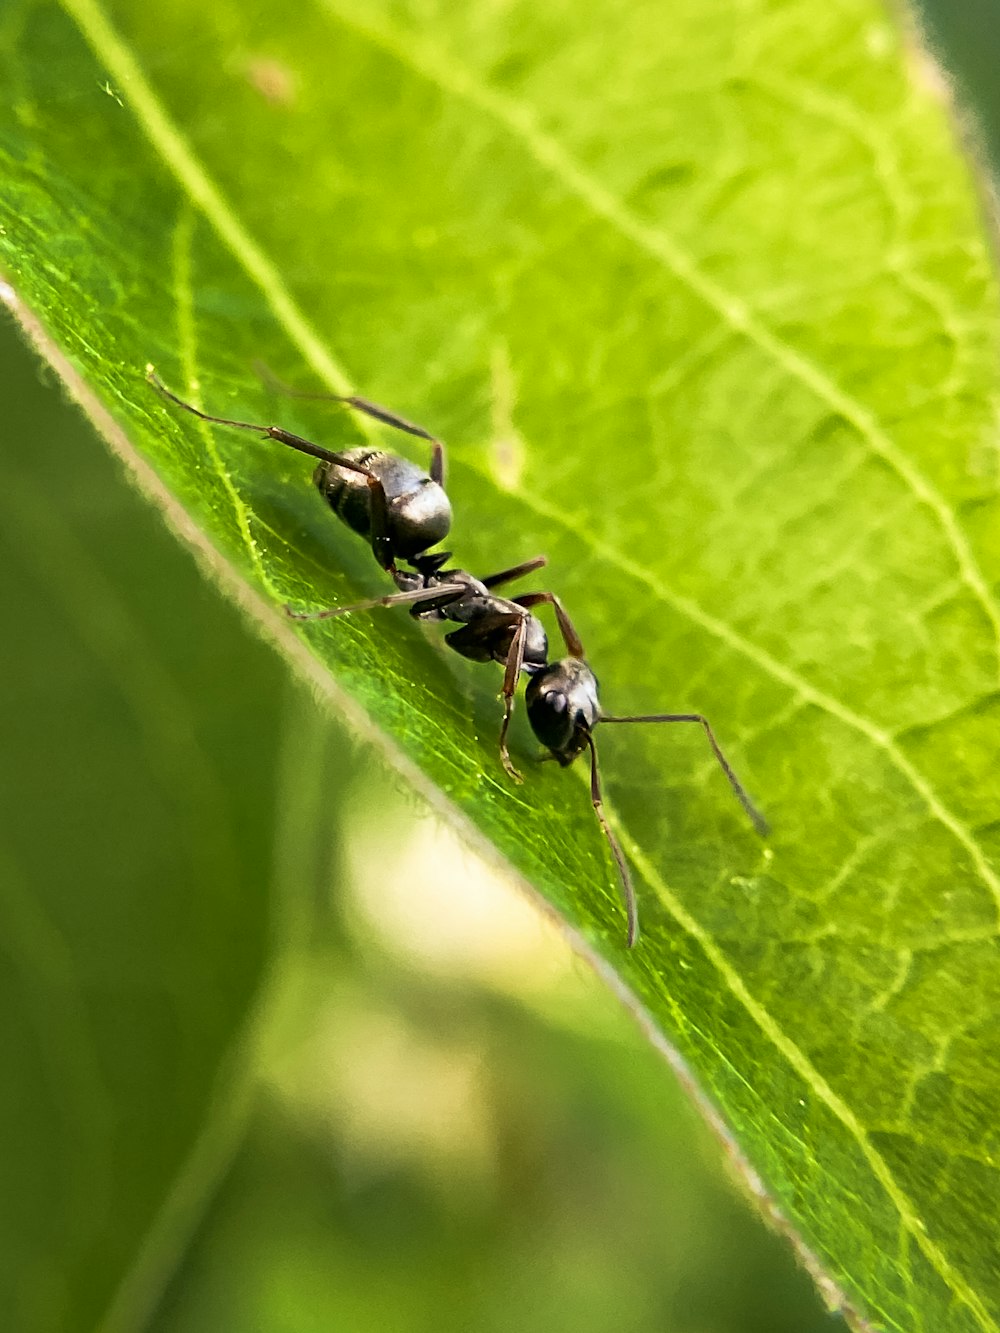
[2,1,999,1329]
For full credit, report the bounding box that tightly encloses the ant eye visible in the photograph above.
[548,692,568,713]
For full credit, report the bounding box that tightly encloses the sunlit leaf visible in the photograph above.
[2,1,999,1329]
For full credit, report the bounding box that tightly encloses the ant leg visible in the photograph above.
[255,361,447,487]
[363,473,396,573]
[444,610,529,782]
[497,614,530,783]
[585,735,639,948]
[287,583,466,622]
[514,590,584,657]
[599,712,769,837]
[428,438,446,487]
[332,393,446,488]
[329,395,446,489]
[148,367,399,573]
[480,556,548,590]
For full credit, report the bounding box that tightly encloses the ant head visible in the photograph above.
[525,658,600,765]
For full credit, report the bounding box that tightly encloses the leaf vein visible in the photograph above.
[170,203,276,593]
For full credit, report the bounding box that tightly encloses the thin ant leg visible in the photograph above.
[148,366,399,573]
[514,590,584,658]
[477,586,584,781]
[585,734,638,949]
[255,360,447,487]
[498,614,530,784]
[599,712,769,836]
[445,609,530,783]
[480,555,548,590]
[286,583,467,622]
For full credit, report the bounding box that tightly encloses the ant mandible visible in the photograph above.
[147,366,768,947]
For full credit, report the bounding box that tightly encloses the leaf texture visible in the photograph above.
[2,1,999,1328]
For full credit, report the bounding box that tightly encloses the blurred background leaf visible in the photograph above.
[2,0,1000,1330]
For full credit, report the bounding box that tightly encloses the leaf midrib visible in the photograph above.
[53,1,999,1325]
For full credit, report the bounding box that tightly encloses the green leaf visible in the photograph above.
[0,306,295,1328]
[2,1,999,1330]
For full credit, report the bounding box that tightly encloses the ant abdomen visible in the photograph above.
[313,449,452,560]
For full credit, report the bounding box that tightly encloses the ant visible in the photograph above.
[146,366,566,781]
[147,367,768,947]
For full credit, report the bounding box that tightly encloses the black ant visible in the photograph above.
[147,367,768,947]
[146,366,565,780]
[147,364,451,575]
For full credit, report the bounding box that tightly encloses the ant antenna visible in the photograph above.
[600,712,769,837]
[586,734,639,948]
[146,365,381,471]
[254,360,442,444]
[147,365,274,434]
